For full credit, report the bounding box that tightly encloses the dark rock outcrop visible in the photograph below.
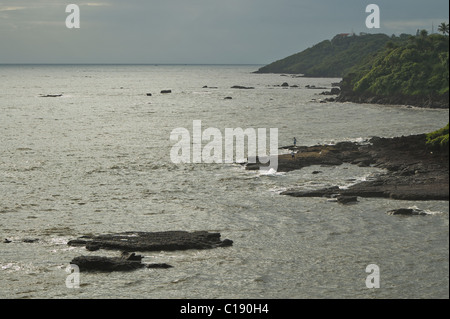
[71,255,145,272]
[40,94,62,98]
[252,134,448,201]
[70,255,173,272]
[68,231,232,272]
[161,90,172,94]
[68,231,233,252]
[320,88,341,95]
[386,208,428,216]
[22,238,39,243]
[336,89,449,109]
[305,85,327,89]
[231,85,254,89]
[336,195,358,204]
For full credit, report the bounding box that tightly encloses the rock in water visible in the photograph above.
[70,255,174,272]
[121,251,143,262]
[68,231,233,252]
[336,195,358,204]
[387,208,428,216]
[40,94,62,97]
[70,256,146,272]
[147,263,173,269]
[231,85,254,89]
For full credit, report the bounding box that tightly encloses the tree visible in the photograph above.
[438,22,449,36]
[420,29,429,38]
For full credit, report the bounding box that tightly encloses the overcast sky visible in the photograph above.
[0,0,448,64]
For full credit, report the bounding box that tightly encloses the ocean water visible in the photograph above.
[0,64,448,299]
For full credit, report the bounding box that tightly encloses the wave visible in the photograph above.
[408,205,446,216]
[259,167,286,177]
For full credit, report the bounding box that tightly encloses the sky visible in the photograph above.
[0,0,448,64]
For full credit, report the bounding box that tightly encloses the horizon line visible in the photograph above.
[0,63,266,66]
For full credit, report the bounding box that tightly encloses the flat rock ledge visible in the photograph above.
[70,254,173,272]
[68,231,233,272]
[68,231,233,252]
[386,208,428,216]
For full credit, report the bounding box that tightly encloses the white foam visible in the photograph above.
[259,167,285,177]
[408,205,444,216]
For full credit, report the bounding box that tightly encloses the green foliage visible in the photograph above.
[258,30,449,104]
[347,33,449,97]
[426,123,449,149]
[438,22,449,35]
[256,33,398,77]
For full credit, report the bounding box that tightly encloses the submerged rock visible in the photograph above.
[121,251,143,262]
[40,94,62,97]
[147,263,173,269]
[68,231,233,252]
[22,238,39,243]
[336,195,358,204]
[71,255,145,272]
[386,208,428,216]
[67,231,231,272]
[70,255,173,272]
[231,85,254,89]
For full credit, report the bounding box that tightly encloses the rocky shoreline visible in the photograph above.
[246,134,449,201]
[335,84,449,109]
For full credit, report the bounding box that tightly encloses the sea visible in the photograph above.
[0,64,448,299]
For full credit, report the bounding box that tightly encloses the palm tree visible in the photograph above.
[437,22,449,35]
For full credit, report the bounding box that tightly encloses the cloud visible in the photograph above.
[1,0,449,64]
[81,2,112,7]
[0,6,26,12]
[384,18,450,33]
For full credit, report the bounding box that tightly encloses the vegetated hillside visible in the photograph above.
[427,123,449,151]
[255,33,407,77]
[338,32,449,108]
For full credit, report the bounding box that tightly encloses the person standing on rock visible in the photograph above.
[293,137,297,147]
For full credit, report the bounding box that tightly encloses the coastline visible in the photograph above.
[247,133,449,201]
[335,90,449,109]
